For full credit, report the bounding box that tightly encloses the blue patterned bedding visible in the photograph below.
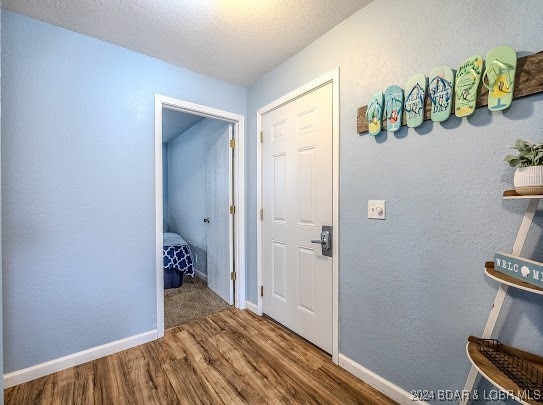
[163,233,194,277]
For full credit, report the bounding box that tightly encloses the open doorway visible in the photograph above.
[155,95,245,337]
[163,112,232,329]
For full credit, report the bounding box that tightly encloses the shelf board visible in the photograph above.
[485,262,543,295]
[466,338,543,405]
[503,190,543,199]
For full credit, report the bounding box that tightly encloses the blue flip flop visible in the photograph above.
[429,66,454,122]
[404,73,427,128]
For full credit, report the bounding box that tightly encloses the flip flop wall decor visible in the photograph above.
[429,66,454,122]
[455,55,483,118]
[385,85,404,132]
[358,48,543,133]
[483,46,517,111]
[366,91,384,136]
[404,73,427,128]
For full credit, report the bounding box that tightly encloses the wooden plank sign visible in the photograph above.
[494,252,543,289]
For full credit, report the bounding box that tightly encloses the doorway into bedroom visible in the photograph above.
[160,104,236,330]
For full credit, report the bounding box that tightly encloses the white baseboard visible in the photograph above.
[245,301,258,314]
[4,329,157,388]
[338,353,427,405]
[194,269,207,282]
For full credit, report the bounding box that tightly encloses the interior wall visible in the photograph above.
[167,118,230,278]
[247,0,543,398]
[0,3,4,401]
[1,10,246,373]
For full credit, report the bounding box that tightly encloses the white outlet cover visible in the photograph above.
[368,200,386,220]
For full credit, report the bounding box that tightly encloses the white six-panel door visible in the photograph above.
[261,83,333,353]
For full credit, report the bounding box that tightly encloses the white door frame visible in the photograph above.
[155,94,246,338]
[256,68,340,363]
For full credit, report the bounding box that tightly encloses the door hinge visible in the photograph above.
[259,131,263,143]
[230,205,236,215]
[230,271,237,281]
[260,209,264,221]
[260,286,264,297]
[229,139,236,148]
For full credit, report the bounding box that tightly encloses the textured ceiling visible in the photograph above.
[162,109,205,143]
[2,0,373,86]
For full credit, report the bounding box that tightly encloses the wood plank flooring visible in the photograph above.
[5,309,396,404]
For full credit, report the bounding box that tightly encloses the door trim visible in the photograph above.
[256,68,340,363]
[155,94,246,338]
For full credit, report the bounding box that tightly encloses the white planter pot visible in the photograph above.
[514,166,543,195]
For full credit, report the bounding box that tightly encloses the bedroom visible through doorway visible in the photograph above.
[162,111,232,329]
[155,95,246,336]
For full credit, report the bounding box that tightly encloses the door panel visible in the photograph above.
[298,146,315,225]
[298,246,316,314]
[262,83,333,353]
[273,153,287,222]
[272,241,287,301]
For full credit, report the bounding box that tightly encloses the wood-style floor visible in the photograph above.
[5,308,396,404]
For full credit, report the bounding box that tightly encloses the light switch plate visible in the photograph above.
[368,200,386,219]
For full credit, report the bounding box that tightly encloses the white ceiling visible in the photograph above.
[2,0,373,86]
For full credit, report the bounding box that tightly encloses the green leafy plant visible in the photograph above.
[505,139,543,167]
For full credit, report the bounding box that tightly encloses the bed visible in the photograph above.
[163,232,195,289]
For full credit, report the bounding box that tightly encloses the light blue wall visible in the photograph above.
[167,118,230,276]
[0,4,4,401]
[247,0,543,399]
[162,109,204,143]
[1,10,246,373]
[162,143,168,231]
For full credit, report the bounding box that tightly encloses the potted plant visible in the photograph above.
[505,139,543,195]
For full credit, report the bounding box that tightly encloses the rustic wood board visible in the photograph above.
[357,51,543,133]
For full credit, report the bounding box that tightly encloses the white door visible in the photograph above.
[207,123,234,305]
[261,83,333,353]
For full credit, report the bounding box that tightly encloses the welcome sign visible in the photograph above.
[494,252,543,289]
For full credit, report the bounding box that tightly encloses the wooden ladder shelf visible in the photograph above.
[462,190,543,405]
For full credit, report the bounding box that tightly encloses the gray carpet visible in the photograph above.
[164,275,231,330]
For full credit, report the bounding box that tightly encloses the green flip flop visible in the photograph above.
[366,91,384,136]
[429,66,454,122]
[454,55,483,118]
[482,46,517,111]
[404,73,427,128]
[384,85,404,132]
